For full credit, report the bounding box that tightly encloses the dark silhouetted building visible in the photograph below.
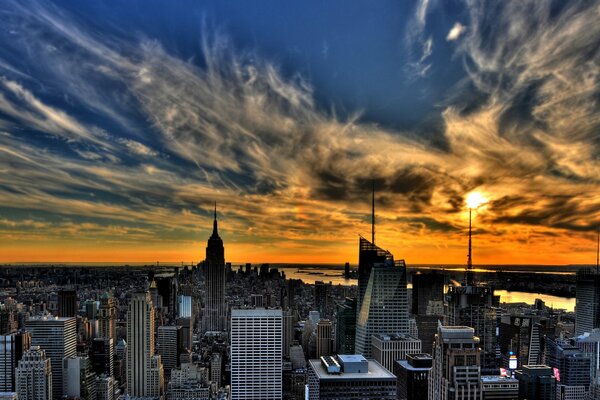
[58,290,77,318]
[395,353,432,400]
[412,271,444,315]
[203,205,226,333]
[515,365,556,400]
[335,298,356,355]
[575,269,600,336]
[91,337,114,377]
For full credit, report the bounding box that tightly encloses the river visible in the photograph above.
[280,266,576,311]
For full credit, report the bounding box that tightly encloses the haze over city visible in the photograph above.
[0,0,599,265]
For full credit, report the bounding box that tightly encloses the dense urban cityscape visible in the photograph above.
[1,200,600,400]
[1,0,600,400]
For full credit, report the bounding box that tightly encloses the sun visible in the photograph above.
[466,192,488,209]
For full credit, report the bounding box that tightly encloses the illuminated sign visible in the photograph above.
[554,368,560,382]
[509,355,518,370]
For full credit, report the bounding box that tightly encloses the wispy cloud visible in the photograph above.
[0,0,598,263]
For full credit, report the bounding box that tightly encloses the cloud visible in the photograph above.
[0,0,598,263]
[446,22,466,41]
[117,138,158,157]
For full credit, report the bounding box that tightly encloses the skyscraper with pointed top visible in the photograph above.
[202,203,226,333]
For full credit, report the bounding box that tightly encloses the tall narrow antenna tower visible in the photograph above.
[466,208,473,285]
[371,181,375,244]
[596,228,599,274]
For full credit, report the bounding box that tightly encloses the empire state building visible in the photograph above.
[202,204,226,333]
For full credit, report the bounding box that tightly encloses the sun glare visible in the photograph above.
[466,192,488,209]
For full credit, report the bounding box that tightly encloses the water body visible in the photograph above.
[280,266,576,311]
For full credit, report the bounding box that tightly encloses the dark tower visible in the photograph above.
[203,203,226,332]
[58,290,77,318]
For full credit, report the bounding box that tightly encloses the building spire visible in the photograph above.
[371,181,375,245]
[212,201,218,237]
[466,207,473,285]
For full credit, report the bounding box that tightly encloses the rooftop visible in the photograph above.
[481,375,518,383]
[309,358,395,381]
[231,308,282,317]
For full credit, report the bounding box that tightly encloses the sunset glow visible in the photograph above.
[0,1,599,266]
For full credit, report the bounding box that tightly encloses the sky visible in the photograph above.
[0,0,599,265]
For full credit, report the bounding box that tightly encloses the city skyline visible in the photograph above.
[0,0,599,265]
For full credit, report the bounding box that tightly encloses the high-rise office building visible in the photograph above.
[314,282,328,317]
[357,237,393,313]
[15,346,52,400]
[307,355,396,399]
[544,337,593,399]
[157,326,182,378]
[203,205,227,333]
[515,365,556,400]
[412,271,444,316]
[283,308,294,358]
[429,325,481,400]
[95,374,115,400]
[316,319,334,358]
[0,308,17,335]
[335,298,356,355]
[210,353,221,387]
[26,316,76,400]
[91,337,114,378]
[498,314,544,369]
[57,290,77,318]
[126,292,164,398]
[98,293,117,345]
[177,295,192,319]
[575,269,600,336]
[230,309,283,400]
[574,329,600,376]
[371,333,421,373]
[63,356,97,400]
[394,353,432,400]
[0,331,31,391]
[447,285,499,371]
[355,242,409,358]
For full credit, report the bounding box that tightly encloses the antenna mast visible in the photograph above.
[371,181,375,244]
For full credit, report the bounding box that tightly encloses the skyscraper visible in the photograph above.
[26,316,76,400]
[395,353,433,400]
[371,333,421,373]
[544,337,593,399]
[355,241,409,358]
[126,292,164,398]
[357,237,393,313]
[203,204,226,333]
[316,319,334,358]
[98,293,117,345]
[57,290,77,318]
[429,325,481,400]
[515,365,556,400]
[314,281,328,317]
[575,269,600,336]
[15,346,52,400]
[0,331,31,392]
[335,298,356,355]
[446,285,499,371]
[63,356,97,400]
[91,337,114,378]
[230,309,283,400]
[157,325,182,378]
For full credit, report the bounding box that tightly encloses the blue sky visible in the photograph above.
[0,0,599,264]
